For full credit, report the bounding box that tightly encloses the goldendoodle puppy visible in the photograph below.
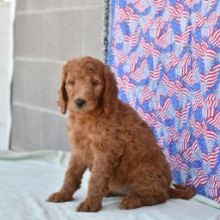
[47,56,195,212]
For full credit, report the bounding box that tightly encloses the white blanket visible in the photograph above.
[0,150,219,220]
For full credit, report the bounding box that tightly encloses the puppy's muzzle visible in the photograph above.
[75,98,86,108]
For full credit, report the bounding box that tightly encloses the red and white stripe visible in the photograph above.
[181,130,191,152]
[192,37,200,56]
[192,91,204,110]
[182,58,196,86]
[192,119,217,141]
[155,25,171,48]
[116,51,128,65]
[169,3,189,22]
[184,139,199,162]
[169,155,189,173]
[205,123,216,140]
[194,12,218,33]
[137,108,155,126]
[195,12,206,28]
[186,178,193,186]
[156,109,167,121]
[183,141,199,163]
[141,39,160,57]
[183,146,193,162]
[207,13,218,36]
[207,112,220,129]
[175,25,192,46]
[207,13,218,26]
[190,118,200,135]
[206,94,218,118]
[202,40,217,58]
[167,127,179,144]
[209,0,218,8]
[156,98,172,121]
[206,130,218,141]
[129,54,139,72]
[117,6,140,22]
[115,23,121,36]
[153,0,165,12]
[192,139,199,152]
[163,97,172,111]
[192,38,216,59]
[143,18,154,33]
[192,59,198,74]
[155,17,165,37]
[201,64,220,89]
[130,59,147,82]
[140,86,154,104]
[124,28,140,47]
[184,0,198,8]
[158,137,165,148]
[182,68,194,86]
[192,37,216,59]
[166,53,181,71]
[134,0,148,12]
[163,147,171,161]
[210,29,220,48]
[152,113,162,129]
[150,64,162,80]
[202,147,219,169]
[210,176,220,197]
[193,168,208,187]
[162,76,188,96]
[117,75,136,91]
[208,147,219,169]
[202,152,209,163]
[162,75,175,96]
[177,81,188,96]
[176,103,190,126]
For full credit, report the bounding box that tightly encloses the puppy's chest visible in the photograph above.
[72,121,104,143]
[69,124,102,167]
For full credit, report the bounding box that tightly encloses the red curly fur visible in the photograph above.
[47,56,195,212]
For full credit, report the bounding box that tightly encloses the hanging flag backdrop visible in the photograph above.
[107,0,220,202]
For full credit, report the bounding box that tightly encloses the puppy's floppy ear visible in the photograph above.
[103,65,118,114]
[57,64,68,114]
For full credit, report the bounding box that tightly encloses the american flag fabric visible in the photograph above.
[107,0,220,202]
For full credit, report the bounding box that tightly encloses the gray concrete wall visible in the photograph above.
[11,0,105,151]
[0,2,11,150]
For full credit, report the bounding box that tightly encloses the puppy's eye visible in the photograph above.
[68,80,75,86]
[92,79,99,86]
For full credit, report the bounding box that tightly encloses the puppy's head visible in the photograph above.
[57,56,118,115]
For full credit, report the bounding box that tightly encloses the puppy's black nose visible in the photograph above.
[75,99,86,108]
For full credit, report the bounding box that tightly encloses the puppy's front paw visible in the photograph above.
[77,199,102,212]
[47,191,73,203]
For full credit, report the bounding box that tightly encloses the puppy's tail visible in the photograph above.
[169,184,196,199]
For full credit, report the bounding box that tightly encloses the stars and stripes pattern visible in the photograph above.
[107,0,220,202]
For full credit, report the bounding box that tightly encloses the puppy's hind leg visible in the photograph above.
[119,191,168,209]
[119,165,169,209]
